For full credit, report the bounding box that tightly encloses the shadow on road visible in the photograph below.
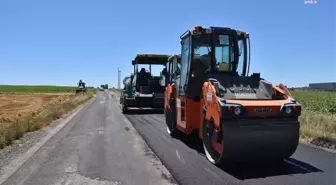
[220,159,323,180]
[173,132,323,180]
[125,109,164,115]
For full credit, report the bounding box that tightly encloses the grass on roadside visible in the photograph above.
[115,88,123,93]
[291,91,336,114]
[290,91,336,148]
[0,91,95,149]
[0,85,94,93]
[299,109,336,146]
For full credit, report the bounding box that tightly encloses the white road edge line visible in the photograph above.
[283,159,313,173]
[0,98,94,185]
[175,150,185,165]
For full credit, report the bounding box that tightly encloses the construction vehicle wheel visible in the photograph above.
[165,100,178,137]
[165,108,175,136]
[202,116,225,165]
[122,104,128,114]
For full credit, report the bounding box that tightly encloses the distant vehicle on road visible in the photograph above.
[101,84,108,89]
[75,80,87,93]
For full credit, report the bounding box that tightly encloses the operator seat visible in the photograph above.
[137,68,152,93]
[218,63,229,71]
[138,68,148,86]
[191,52,212,78]
[139,68,146,76]
[187,52,214,100]
[162,67,167,76]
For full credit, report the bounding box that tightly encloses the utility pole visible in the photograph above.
[117,68,121,89]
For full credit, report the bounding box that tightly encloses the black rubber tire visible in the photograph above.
[120,96,124,104]
[122,104,128,114]
[202,116,226,166]
[165,100,178,137]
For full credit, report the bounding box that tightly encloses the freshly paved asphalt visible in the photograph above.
[1,91,176,185]
[111,91,336,185]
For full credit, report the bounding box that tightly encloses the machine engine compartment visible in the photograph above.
[208,74,285,100]
[188,73,286,100]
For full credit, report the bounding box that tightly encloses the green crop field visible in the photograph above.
[0,85,94,93]
[291,91,336,115]
[291,91,336,146]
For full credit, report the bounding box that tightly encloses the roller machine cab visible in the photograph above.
[164,26,302,165]
[162,55,181,128]
[162,55,181,89]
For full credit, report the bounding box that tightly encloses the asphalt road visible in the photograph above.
[2,90,335,185]
[1,91,176,185]
[111,92,336,185]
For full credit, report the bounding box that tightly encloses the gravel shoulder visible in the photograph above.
[0,104,80,174]
[0,100,88,181]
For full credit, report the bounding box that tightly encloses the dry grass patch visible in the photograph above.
[0,92,94,149]
[299,109,336,149]
[290,91,336,149]
[0,94,73,123]
[300,111,336,141]
[114,88,123,93]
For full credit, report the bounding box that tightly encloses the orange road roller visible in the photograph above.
[164,26,301,165]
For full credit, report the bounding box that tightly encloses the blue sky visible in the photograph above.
[0,0,335,88]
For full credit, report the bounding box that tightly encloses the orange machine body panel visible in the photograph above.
[226,99,293,117]
[164,83,177,109]
[176,96,203,134]
[198,82,295,140]
[164,84,173,110]
[199,82,221,139]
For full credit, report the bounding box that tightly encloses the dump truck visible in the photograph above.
[100,84,108,89]
[120,54,170,113]
[75,80,87,93]
[164,26,301,165]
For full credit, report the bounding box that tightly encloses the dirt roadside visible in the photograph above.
[0,94,73,123]
[0,92,96,176]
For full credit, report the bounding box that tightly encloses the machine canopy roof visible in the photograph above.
[132,54,170,65]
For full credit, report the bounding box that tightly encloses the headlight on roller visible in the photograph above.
[280,103,301,116]
[285,106,292,114]
[222,104,245,118]
[234,106,242,116]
